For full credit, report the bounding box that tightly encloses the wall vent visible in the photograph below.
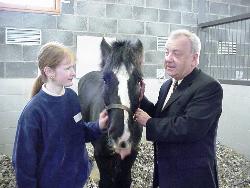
[217,41,237,55]
[157,36,168,51]
[6,28,41,45]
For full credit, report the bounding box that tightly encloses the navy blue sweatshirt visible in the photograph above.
[12,88,101,188]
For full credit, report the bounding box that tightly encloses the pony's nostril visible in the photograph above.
[107,138,115,147]
[119,141,127,148]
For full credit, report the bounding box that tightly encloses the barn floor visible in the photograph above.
[0,141,249,188]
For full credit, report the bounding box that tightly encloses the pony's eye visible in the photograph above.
[103,71,114,84]
[103,75,108,84]
[103,74,107,83]
[103,78,107,84]
[137,79,142,85]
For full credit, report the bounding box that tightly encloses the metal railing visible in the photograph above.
[198,13,250,85]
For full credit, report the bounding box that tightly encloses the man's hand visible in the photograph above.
[134,108,151,127]
[99,110,109,130]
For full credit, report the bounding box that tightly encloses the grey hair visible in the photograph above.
[167,29,201,55]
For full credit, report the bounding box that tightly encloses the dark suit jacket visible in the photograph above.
[141,68,223,188]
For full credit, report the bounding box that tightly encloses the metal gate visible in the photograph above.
[198,13,250,85]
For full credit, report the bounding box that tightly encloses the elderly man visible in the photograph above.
[135,29,223,188]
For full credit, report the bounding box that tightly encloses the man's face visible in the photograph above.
[164,35,198,80]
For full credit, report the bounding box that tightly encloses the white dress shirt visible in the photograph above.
[162,78,182,110]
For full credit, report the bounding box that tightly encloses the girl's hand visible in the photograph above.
[99,110,109,130]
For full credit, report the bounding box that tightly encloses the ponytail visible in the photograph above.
[31,75,44,98]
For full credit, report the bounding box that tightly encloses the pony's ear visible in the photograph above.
[100,38,111,69]
[133,39,144,67]
[134,39,143,52]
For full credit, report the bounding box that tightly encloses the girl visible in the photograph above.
[12,42,108,188]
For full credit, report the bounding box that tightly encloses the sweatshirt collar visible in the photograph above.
[42,84,65,96]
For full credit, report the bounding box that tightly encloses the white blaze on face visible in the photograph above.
[115,65,132,159]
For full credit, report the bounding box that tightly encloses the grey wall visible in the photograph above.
[0,0,250,158]
[0,0,199,79]
[1,0,250,78]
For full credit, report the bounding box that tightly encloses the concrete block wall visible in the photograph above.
[0,0,250,157]
[0,79,34,155]
[199,0,250,23]
[0,0,202,80]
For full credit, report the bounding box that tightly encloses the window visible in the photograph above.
[0,0,60,14]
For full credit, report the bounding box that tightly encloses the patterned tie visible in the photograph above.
[172,80,179,92]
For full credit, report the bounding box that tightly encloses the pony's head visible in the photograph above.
[100,38,143,159]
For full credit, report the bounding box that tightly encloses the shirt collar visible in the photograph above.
[172,78,183,85]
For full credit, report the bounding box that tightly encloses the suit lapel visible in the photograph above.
[161,68,201,112]
[162,88,182,111]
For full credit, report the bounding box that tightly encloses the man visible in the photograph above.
[135,29,223,188]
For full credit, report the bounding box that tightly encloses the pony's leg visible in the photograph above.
[94,154,116,188]
[114,149,138,188]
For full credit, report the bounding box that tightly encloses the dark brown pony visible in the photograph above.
[78,38,143,188]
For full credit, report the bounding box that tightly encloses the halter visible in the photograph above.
[105,103,131,114]
[104,103,131,142]
[104,79,143,128]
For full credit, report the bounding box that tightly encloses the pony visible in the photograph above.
[78,38,143,188]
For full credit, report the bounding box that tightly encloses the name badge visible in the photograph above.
[73,112,82,123]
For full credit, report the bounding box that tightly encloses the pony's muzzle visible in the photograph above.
[114,141,132,160]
